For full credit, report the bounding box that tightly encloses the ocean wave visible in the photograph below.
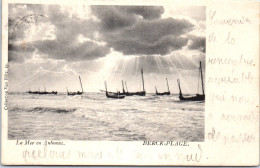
[9,107,23,112]
[27,107,77,113]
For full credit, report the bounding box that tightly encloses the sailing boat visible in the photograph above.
[177,61,205,101]
[27,87,40,94]
[47,91,58,94]
[39,86,57,94]
[26,88,33,94]
[117,81,132,96]
[27,87,57,95]
[104,81,125,99]
[121,68,146,96]
[67,76,83,96]
[155,78,170,95]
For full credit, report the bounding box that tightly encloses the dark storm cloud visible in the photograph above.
[8,43,34,52]
[33,40,110,61]
[188,35,206,53]
[91,6,136,31]
[107,35,188,55]
[8,43,35,62]
[8,51,32,62]
[125,6,164,20]
[31,5,111,61]
[126,18,193,42]
[9,4,203,63]
[8,4,111,62]
[91,6,164,31]
[9,51,23,62]
[91,6,194,56]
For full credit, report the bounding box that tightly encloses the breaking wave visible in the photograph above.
[26,107,77,113]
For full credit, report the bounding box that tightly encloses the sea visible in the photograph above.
[8,92,204,141]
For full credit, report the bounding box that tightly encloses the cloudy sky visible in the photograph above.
[8,4,205,94]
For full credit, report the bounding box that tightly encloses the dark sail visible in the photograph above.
[104,81,125,99]
[120,69,146,96]
[155,77,170,95]
[67,76,83,95]
[177,61,205,101]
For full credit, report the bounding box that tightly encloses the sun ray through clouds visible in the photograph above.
[167,54,194,94]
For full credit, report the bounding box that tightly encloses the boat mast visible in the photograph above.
[125,82,129,92]
[177,79,182,96]
[166,77,170,92]
[79,76,83,93]
[122,80,125,93]
[141,68,145,91]
[200,61,205,95]
[104,81,107,93]
[66,87,69,94]
[155,86,158,93]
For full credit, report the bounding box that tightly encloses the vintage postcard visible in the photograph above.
[1,0,259,166]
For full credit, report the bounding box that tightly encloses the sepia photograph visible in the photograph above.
[7,4,206,141]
